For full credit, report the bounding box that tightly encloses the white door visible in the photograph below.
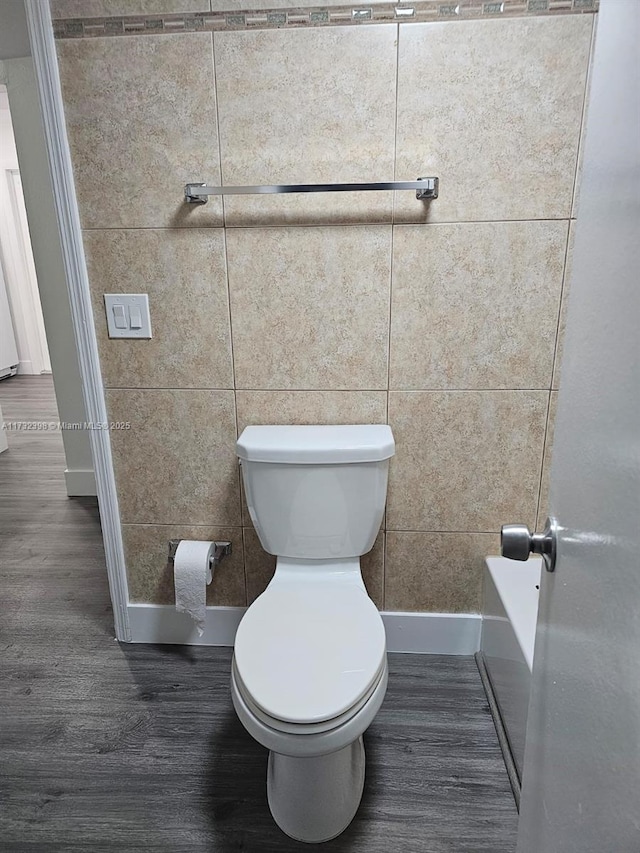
[515,1,640,851]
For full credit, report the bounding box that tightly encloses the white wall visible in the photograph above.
[0,57,95,495]
[0,1,30,61]
[0,89,16,164]
[0,86,51,375]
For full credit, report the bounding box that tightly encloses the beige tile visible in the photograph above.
[385,531,499,613]
[394,16,593,223]
[552,222,576,390]
[227,226,392,390]
[387,391,548,532]
[537,391,557,528]
[123,523,245,606]
[235,391,387,434]
[214,26,397,226]
[390,221,567,390]
[56,33,222,228]
[50,0,209,16]
[106,389,241,525]
[84,229,233,389]
[244,526,384,609]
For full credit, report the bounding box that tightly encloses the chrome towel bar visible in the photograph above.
[184,176,438,204]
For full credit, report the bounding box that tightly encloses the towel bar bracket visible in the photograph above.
[415,176,439,200]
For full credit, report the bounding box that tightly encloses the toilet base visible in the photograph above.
[266,735,366,844]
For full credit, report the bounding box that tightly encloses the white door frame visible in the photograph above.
[24,0,130,640]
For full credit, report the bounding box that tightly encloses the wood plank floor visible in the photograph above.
[0,375,518,852]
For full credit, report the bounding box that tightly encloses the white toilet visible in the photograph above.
[232,424,395,843]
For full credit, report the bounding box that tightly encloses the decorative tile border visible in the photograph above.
[53,0,597,38]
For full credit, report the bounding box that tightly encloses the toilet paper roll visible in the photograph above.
[173,540,214,637]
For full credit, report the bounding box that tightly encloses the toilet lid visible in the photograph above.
[234,582,386,724]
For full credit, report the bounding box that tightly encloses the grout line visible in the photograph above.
[79,216,574,233]
[240,525,249,607]
[390,21,400,229]
[549,220,573,391]
[120,522,243,529]
[391,21,401,229]
[104,387,553,392]
[570,14,597,219]
[221,229,237,390]
[546,12,594,392]
[384,529,502,535]
[210,22,237,409]
[385,22,400,432]
[106,387,237,392]
[210,29,228,228]
[533,389,553,529]
[387,388,551,393]
[118,522,500,535]
[380,529,386,611]
[385,239,393,427]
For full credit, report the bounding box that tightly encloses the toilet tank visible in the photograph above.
[236,425,395,559]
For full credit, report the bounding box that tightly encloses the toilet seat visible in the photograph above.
[232,657,386,735]
[231,656,389,759]
[234,576,386,726]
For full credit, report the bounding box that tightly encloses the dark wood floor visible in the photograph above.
[0,375,518,852]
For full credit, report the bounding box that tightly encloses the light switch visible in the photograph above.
[129,305,143,329]
[104,294,152,339]
[113,304,127,329]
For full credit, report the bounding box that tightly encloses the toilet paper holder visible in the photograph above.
[168,539,232,569]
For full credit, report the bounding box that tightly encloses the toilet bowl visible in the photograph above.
[233,424,395,843]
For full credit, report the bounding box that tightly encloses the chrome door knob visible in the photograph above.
[500,517,558,572]
[500,523,533,561]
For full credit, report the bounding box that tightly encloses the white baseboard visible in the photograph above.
[127,604,481,655]
[64,467,96,496]
[382,611,481,655]
[128,604,245,646]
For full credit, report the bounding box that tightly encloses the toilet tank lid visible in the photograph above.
[236,424,395,464]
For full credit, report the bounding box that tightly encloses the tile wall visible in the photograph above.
[49,0,598,21]
[55,11,594,612]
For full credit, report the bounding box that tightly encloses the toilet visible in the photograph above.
[232,424,395,843]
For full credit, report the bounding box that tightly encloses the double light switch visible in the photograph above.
[104,294,152,339]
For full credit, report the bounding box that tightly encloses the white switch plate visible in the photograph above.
[104,294,152,339]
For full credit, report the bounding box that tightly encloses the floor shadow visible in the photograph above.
[117,643,379,851]
[120,641,204,673]
[203,709,380,853]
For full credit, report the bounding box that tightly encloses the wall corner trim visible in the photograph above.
[24,0,131,641]
[127,604,482,654]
